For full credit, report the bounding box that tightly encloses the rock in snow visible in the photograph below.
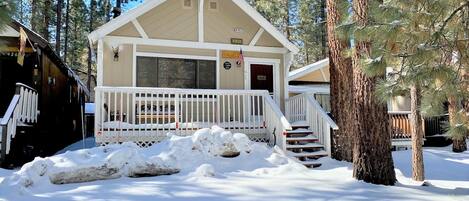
[1,126,259,187]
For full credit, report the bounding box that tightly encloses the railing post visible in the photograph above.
[0,124,7,165]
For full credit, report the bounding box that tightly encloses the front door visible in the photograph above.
[250,64,273,94]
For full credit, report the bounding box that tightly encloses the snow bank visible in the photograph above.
[0,126,283,192]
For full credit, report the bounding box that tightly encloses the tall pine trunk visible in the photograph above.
[410,84,424,181]
[320,0,327,58]
[31,0,38,31]
[351,0,396,185]
[64,0,70,63]
[88,0,97,91]
[326,0,353,162]
[56,0,63,53]
[43,0,52,40]
[449,96,468,153]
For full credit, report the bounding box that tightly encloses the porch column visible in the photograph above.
[97,39,104,86]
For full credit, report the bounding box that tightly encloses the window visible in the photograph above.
[183,0,192,8]
[137,56,216,89]
[208,0,218,11]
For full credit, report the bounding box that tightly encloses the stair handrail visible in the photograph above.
[305,95,338,156]
[263,92,292,150]
[1,83,39,164]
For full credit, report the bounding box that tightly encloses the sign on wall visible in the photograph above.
[221,51,241,59]
[223,61,232,70]
[230,38,243,45]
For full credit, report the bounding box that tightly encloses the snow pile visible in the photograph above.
[0,126,281,192]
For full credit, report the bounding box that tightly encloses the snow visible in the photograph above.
[55,137,96,155]
[0,128,468,201]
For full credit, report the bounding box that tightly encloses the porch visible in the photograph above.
[94,87,293,148]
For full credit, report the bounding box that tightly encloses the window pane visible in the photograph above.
[136,57,158,87]
[197,60,216,89]
[157,58,196,88]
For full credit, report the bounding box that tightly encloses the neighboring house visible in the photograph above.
[0,20,90,167]
[287,59,449,147]
[88,0,336,167]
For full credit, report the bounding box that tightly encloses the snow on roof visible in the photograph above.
[88,0,299,54]
[288,58,329,81]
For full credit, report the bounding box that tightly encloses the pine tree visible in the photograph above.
[347,0,469,180]
[0,0,15,29]
[348,0,396,185]
[326,0,354,162]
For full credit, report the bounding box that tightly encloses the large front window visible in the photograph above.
[136,56,216,89]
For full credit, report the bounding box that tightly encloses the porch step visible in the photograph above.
[286,143,324,149]
[288,150,328,158]
[286,135,319,141]
[286,129,314,135]
[299,160,322,168]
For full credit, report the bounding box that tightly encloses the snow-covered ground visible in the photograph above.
[0,127,467,201]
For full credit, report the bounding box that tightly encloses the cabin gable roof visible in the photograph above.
[88,0,298,53]
[288,58,329,81]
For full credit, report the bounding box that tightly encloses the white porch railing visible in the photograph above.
[95,87,291,149]
[286,93,338,156]
[1,83,39,162]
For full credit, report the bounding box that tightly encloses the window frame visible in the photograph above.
[134,52,218,89]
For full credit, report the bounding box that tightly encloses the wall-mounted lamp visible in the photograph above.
[112,46,120,61]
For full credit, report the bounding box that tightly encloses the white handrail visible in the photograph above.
[286,93,338,156]
[1,83,39,163]
[264,95,292,150]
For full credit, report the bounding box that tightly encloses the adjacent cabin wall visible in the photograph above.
[294,65,330,82]
[103,43,133,86]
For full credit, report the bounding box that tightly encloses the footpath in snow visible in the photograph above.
[0,126,468,201]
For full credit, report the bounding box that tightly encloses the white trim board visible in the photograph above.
[104,36,289,54]
[131,19,148,39]
[243,57,281,104]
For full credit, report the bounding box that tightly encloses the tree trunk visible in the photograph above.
[64,0,70,63]
[351,0,396,185]
[88,0,97,91]
[56,0,63,53]
[320,0,327,58]
[449,96,468,153]
[326,0,353,162]
[410,84,425,181]
[31,0,38,31]
[43,0,52,40]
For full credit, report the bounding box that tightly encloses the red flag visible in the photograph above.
[236,48,244,66]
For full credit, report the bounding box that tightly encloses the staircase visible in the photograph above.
[285,93,338,168]
[0,83,39,166]
[286,121,328,168]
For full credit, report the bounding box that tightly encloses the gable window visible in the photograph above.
[136,56,216,89]
[208,0,218,11]
[183,0,193,9]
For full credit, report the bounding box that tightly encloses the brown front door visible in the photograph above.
[250,64,273,93]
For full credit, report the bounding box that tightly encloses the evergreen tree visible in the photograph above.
[346,0,469,180]
[326,0,354,162]
[0,0,15,29]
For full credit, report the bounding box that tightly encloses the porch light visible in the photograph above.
[112,46,120,61]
